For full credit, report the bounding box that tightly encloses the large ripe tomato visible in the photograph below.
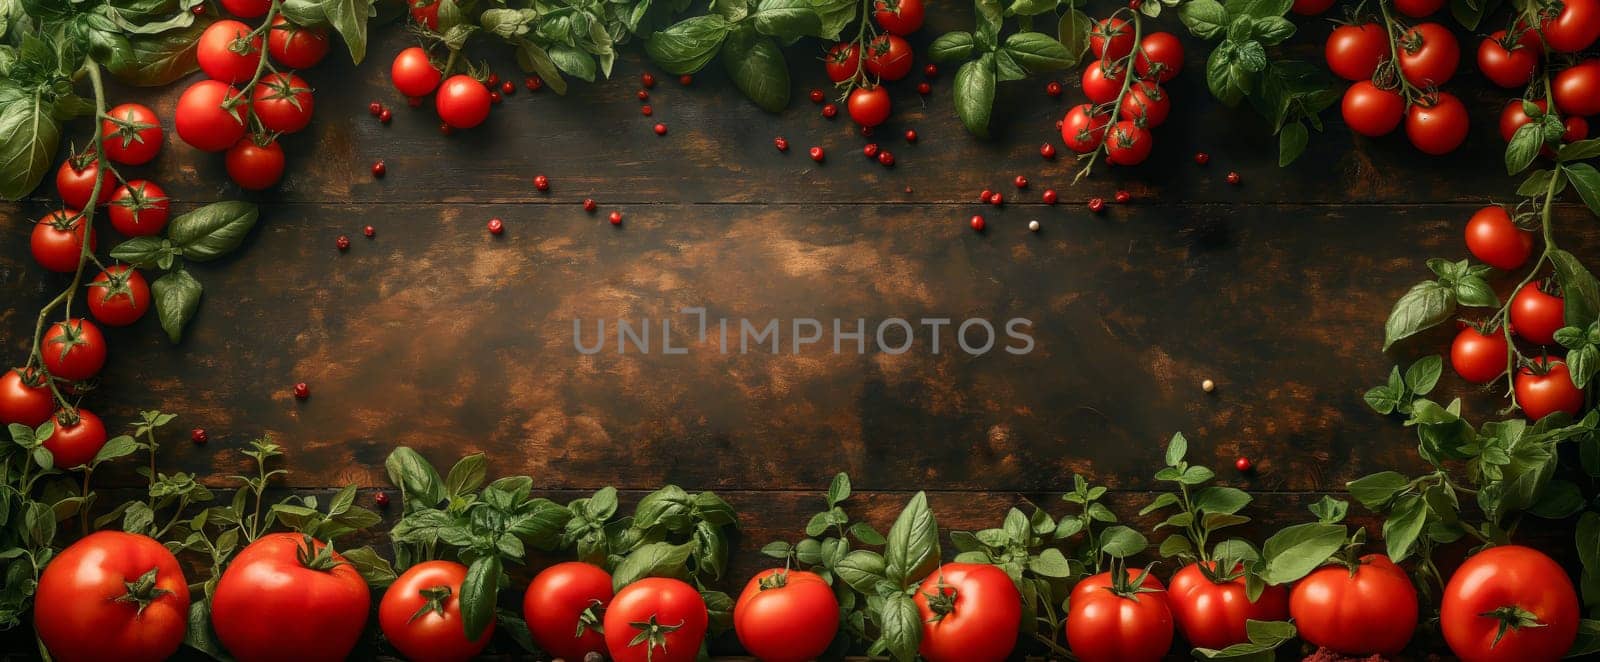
[212,533,371,662]
[34,531,189,662]
[872,0,923,36]
[176,80,248,152]
[1061,103,1111,153]
[1441,545,1579,662]
[268,16,329,69]
[1089,17,1134,60]
[1290,554,1417,655]
[1066,569,1173,662]
[226,137,286,191]
[87,265,151,327]
[914,563,1021,662]
[1542,0,1600,52]
[524,562,612,660]
[1133,32,1183,81]
[220,0,270,18]
[42,318,107,381]
[1406,92,1469,155]
[1510,282,1565,345]
[379,561,492,662]
[1292,0,1335,14]
[1516,358,1584,420]
[1105,121,1153,166]
[1081,60,1126,104]
[847,85,891,127]
[1466,206,1535,270]
[604,577,707,662]
[392,46,442,97]
[55,151,113,209]
[734,569,839,662]
[436,75,492,129]
[1326,23,1388,82]
[31,210,94,273]
[1478,30,1540,88]
[198,20,263,83]
[1452,325,1510,384]
[825,42,861,82]
[109,180,170,237]
[1395,0,1445,17]
[864,34,913,81]
[251,73,314,134]
[1342,81,1404,137]
[44,408,107,468]
[1118,81,1169,127]
[1167,562,1289,650]
[100,103,163,166]
[1553,60,1600,117]
[0,368,54,427]
[1398,23,1460,87]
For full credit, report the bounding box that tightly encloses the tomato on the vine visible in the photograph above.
[1106,120,1153,165]
[913,563,1021,662]
[87,265,151,327]
[1061,104,1111,153]
[1342,81,1404,137]
[1517,357,1584,420]
[436,75,492,129]
[109,180,170,237]
[1452,325,1510,384]
[197,20,264,83]
[872,0,923,36]
[379,561,493,662]
[847,85,891,127]
[42,318,107,381]
[31,210,94,274]
[1553,60,1600,118]
[0,369,54,427]
[1290,554,1417,655]
[268,16,329,69]
[1478,30,1539,88]
[1081,60,1125,105]
[1133,32,1183,82]
[43,407,107,468]
[825,42,861,82]
[226,137,286,191]
[100,103,163,166]
[250,73,314,134]
[410,0,440,29]
[1465,205,1534,270]
[176,80,248,152]
[1541,0,1600,52]
[34,531,189,662]
[1089,17,1133,60]
[1325,23,1387,81]
[1394,0,1445,17]
[1065,569,1172,662]
[55,151,113,209]
[1441,545,1579,662]
[219,0,270,18]
[1510,282,1565,345]
[1566,116,1591,143]
[212,533,371,662]
[392,46,441,97]
[523,562,613,661]
[864,34,913,81]
[734,569,838,662]
[1119,81,1169,127]
[602,577,707,662]
[1167,562,1289,650]
[1499,98,1547,143]
[1406,92,1469,155]
[1398,23,1459,87]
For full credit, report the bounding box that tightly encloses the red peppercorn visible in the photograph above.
[653,123,667,136]
[642,73,656,88]
[1195,152,1210,165]
[1045,81,1062,97]
[990,193,1003,206]
[191,428,208,444]
[367,102,382,116]
[534,174,550,191]
[822,103,838,118]
[1040,143,1056,160]
[679,74,693,85]
[502,80,515,95]
[371,160,386,178]
[980,189,994,203]
[637,89,650,101]
[609,211,623,225]
[487,73,499,87]
[192,4,204,14]
[904,129,918,143]
[379,109,392,124]
[490,91,503,104]
[336,235,350,251]
[1129,0,1142,8]
[641,105,653,116]
[374,491,390,507]
[407,96,421,108]
[809,146,824,162]
[1227,171,1241,185]
[487,218,504,234]
[363,225,375,238]
[526,76,543,91]
[864,143,880,158]
[293,382,310,399]
[924,64,938,77]
[439,122,452,135]
[970,215,986,231]
[1042,189,1058,205]
[774,137,789,152]
[860,125,873,137]
[1014,175,1028,189]
[583,198,597,212]
[1114,190,1131,203]
[1088,197,1105,212]
[1235,457,1253,472]
[917,82,931,95]
[809,89,825,103]
[878,151,895,166]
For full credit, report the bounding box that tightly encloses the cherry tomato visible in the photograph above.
[1105,120,1153,165]
[251,73,314,134]
[100,103,163,165]
[197,20,263,83]
[1553,60,1600,118]
[1398,23,1459,87]
[914,563,1021,662]
[55,152,113,209]
[34,531,189,662]
[825,42,861,82]
[436,75,492,128]
[1406,92,1469,155]
[220,0,270,18]
[175,80,248,152]
[1510,282,1566,345]
[847,85,891,127]
[1442,546,1580,662]
[1291,555,1417,655]
[1118,80,1169,127]
[1090,17,1134,60]
[1465,205,1535,270]
[1452,325,1510,384]
[864,34,913,81]
[225,137,286,191]
[268,17,329,70]
[410,0,440,29]
[108,180,170,237]
[379,561,492,662]
[872,0,923,35]
[31,210,94,273]
[1566,116,1591,143]
[1342,82,1405,137]
[1291,0,1336,14]
[1542,0,1600,52]
[87,265,151,327]
[1133,32,1183,82]
[42,318,107,381]
[391,46,442,97]
[1326,23,1388,81]
[603,578,707,662]
[1516,357,1584,420]
[1499,98,1548,143]
[523,562,612,661]
[1066,569,1173,662]
[734,569,838,662]
[43,408,107,468]
[1081,60,1126,104]
[1062,104,1111,153]
[1395,0,1445,17]
[1168,562,1289,650]
[0,369,54,427]
[1478,30,1540,88]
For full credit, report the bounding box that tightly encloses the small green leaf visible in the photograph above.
[1098,525,1147,558]
[1551,249,1600,329]
[1278,121,1308,167]
[1347,471,1410,509]
[1260,522,1345,584]
[928,31,975,63]
[1566,163,1600,217]
[1506,123,1543,175]
[952,56,997,138]
[1383,281,1456,349]
[1165,432,1188,466]
[151,269,202,344]
[644,15,731,74]
[168,201,259,261]
[459,555,500,641]
[1405,355,1443,395]
[883,492,939,587]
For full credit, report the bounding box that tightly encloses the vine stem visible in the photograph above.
[230,1,281,134]
[1075,8,1142,182]
[1493,164,1560,404]
[1377,0,1424,102]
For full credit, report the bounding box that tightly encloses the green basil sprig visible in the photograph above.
[645,0,852,111]
[109,201,260,343]
[929,0,1074,137]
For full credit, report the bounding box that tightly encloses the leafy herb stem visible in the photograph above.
[1494,165,1561,403]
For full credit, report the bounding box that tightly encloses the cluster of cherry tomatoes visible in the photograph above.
[175,0,331,189]
[1319,1,1469,155]
[386,2,526,131]
[1058,16,1184,168]
[1486,2,1600,154]
[822,0,925,129]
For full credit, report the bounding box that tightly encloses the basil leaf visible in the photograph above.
[751,0,819,38]
[645,14,730,74]
[1566,162,1600,217]
[1383,281,1456,349]
[105,20,205,86]
[109,236,173,269]
[973,0,1002,47]
[928,31,974,63]
[281,0,373,63]
[879,593,921,662]
[611,540,695,589]
[1449,0,1501,30]
[1552,249,1600,329]
[1559,138,1600,162]
[834,549,887,592]
[1002,31,1071,72]
[1057,9,1091,64]
[883,491,938,587]
[1278,121,1307,167]
[953,55,996,138]
[1253,16,1295,44]
[1259,522,1345,584]
[168,201,259,261]
[548,45,596,82]
[1405,355,1443,395]
[1381,494,1428,562]
[722,30,789,112]
[1179,0,1228,40]
[1226,0,1291,18]
[0,82,63,201]
[151,269,202,343]
[1506,123,1543,175]
[1098,525,1147,557]
[515,40,566,95]
[385,446,446,509]
[445,453,487,497]
[459,556,500,642]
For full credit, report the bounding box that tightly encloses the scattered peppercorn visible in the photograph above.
[679,74,693,85]
[1042,189,1058,205]
[1202,379,1216,392]
[1235,457,1253,472]
[1014,175,1028,189]
[1114,190,1131,203]
[980,189,994,203]
[904,129,918,143]
[609,211,623,225]
[654,123,667,136]
[1194,152,1210,165]
[924,64,938,77]
[809,89,825,103]
[641,105,653,116]
[363,225,375,238]
[583,198,597,212]
[809,146,824,162]
[501,80,515,95]
[1045,81,1062,97]
[637,89,650,101]
[371,161,386,178]
[1028,220,1041,232]
[293,382,310,399]
[488,218,504,234]
[1227,171,1241,185]
[367,102,382,116]
[487,73,499,87]
[774,137,789,152]
[1088,197,1105,212]
[877,151,894,166]
[970,215,986,231]
[641,72,656,88]
[990,193,1003,206]
[860,125,873,137]
[1040,143,1056,160]
[191,428,208,444]
[374,491,390,507]
[534,174,550,191]
[864,144,880,158]
[526,76,543,91]
[489,91,503,104]
[917,82,931,95]
[378,109,392,124]
[336,235,350,251]
[822,103,838,118]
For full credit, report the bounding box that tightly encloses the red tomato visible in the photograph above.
[1326,23,1388,82]
[268,16,329,69]
[212,533,371,662]
[197,20,263,83]
[825,42,860,82]
[1566,116,1591,143]
[913,563,1020,662]
[410,0,440,29]
[603,577,707,662]
[1553,60,1600,117]
[87,265,151,327]
[872,0,923,36]
[1290,554,1417,655]
[1517,358,1585,420]
[1478,30,1540,88]
[100,103,163,165]
[391,46,441,97]
[1118,81,1169,127]
[1106,120,1153,165]
[42,318,107,381]
[176,80,248,152]
[31,210,94,273]
[55,153,112,209]
[1133,32,1183,82]
[1167,562,1289,650]
[226,137,286,191]
[1510,282,1566,345]
[1066,569,1173,662]
[1441,545,1579,662]
[379,561,492,662]
[1292,0,1336,14]
[1081,60,1126,104]
[864,34,913,81]
[436,75,491,129]
[220,0,270,18]
[1395,0,1445,17]
[109,180,170,237]
[734,569,839,662]
[1090,18,1134,60]
[1452,325,1510,384]
[523,562,613,661]
[43,408,107,468]
[847,85,891,127]
[1406,92,1470,155]
[1466,205,1535,270]
[34,531,189,662]
[1062,103,1111,153]
[251,73,314,134]
[0,368,55,427]
[1499,98,1547,143]
[1542,0,1600,52]
[1342,81,1405,137]
[1398,23,1459,86]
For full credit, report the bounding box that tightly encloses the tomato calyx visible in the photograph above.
[920,576,960,622]
[1194,559,1247,584]
[103,112,159,151]
[111,567,174,617]
[89,267,139,306]
[42,209,86,232]
[625,613,685,661]
[406,584,455,623]
[111,181,167,216]
[64,145,97,173]
[576,598,605,637]
[46,321,93,366]
[13,366,49,389]
[756,569,792,590]
[293,535,348,572]
[1480,604,1547,647]
[54,406,83,427]
[1103,563,1164,600]
[260,75,313,110]
[1519,353,1565,377]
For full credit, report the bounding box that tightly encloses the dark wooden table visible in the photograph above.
[3,6,1596,660]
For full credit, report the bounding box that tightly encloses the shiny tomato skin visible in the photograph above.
[197,20,263,83]
[1406,92,1470,155]
[1326,23,1388,81]
[410,0,440,29]
[1516,358,1584,421]
[1452,326,1510,384]
[56,157,113,209]
[380,561,492,662]
[0,369,55,427]
[825,42,861,82]
[1441,545,1579,662]
[176,80,248,152]
[31,210,94,273]
[1398,23,1460,87]
[1395,0,1445,16]
[1167,562,1289,650]
[864,34,913,81]
[1341,81,1404,137]
[88,265,151,327]
[1499,98,1548,143]
[872,0,923,36]
[1081,60,1125,104]
[913,563,1021,662]
[847,85,892,127]
[391,46,442,97]
[100,103,163,165]
[1510,283,1566,345]
[250,73,314,134]
[1089,18,1134,60]
[523,562,613,661]
[1553,60,1600,117]
[212,533,371,662]
[1478,30,1540,88]
[1066,569,1172,662]
[1061,104,1111,153]
[1133,32,1183,81]
[1105,121,1153,166]
[1466,205,1535,270]
[108,180,170,237]
[34,531,189,662]
[225,138,286,191]
[220,0,270,18]
[42,318,106,381]
[1567,116,1591,143]
[1290,554,1417,655]
[44,408,107,468]
[603,577,707,662]
[436,75,492,129]
[1542,0,1600,52]
[734,569,838,662]
[268,16,329,69]
[1118,81,1169,127]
